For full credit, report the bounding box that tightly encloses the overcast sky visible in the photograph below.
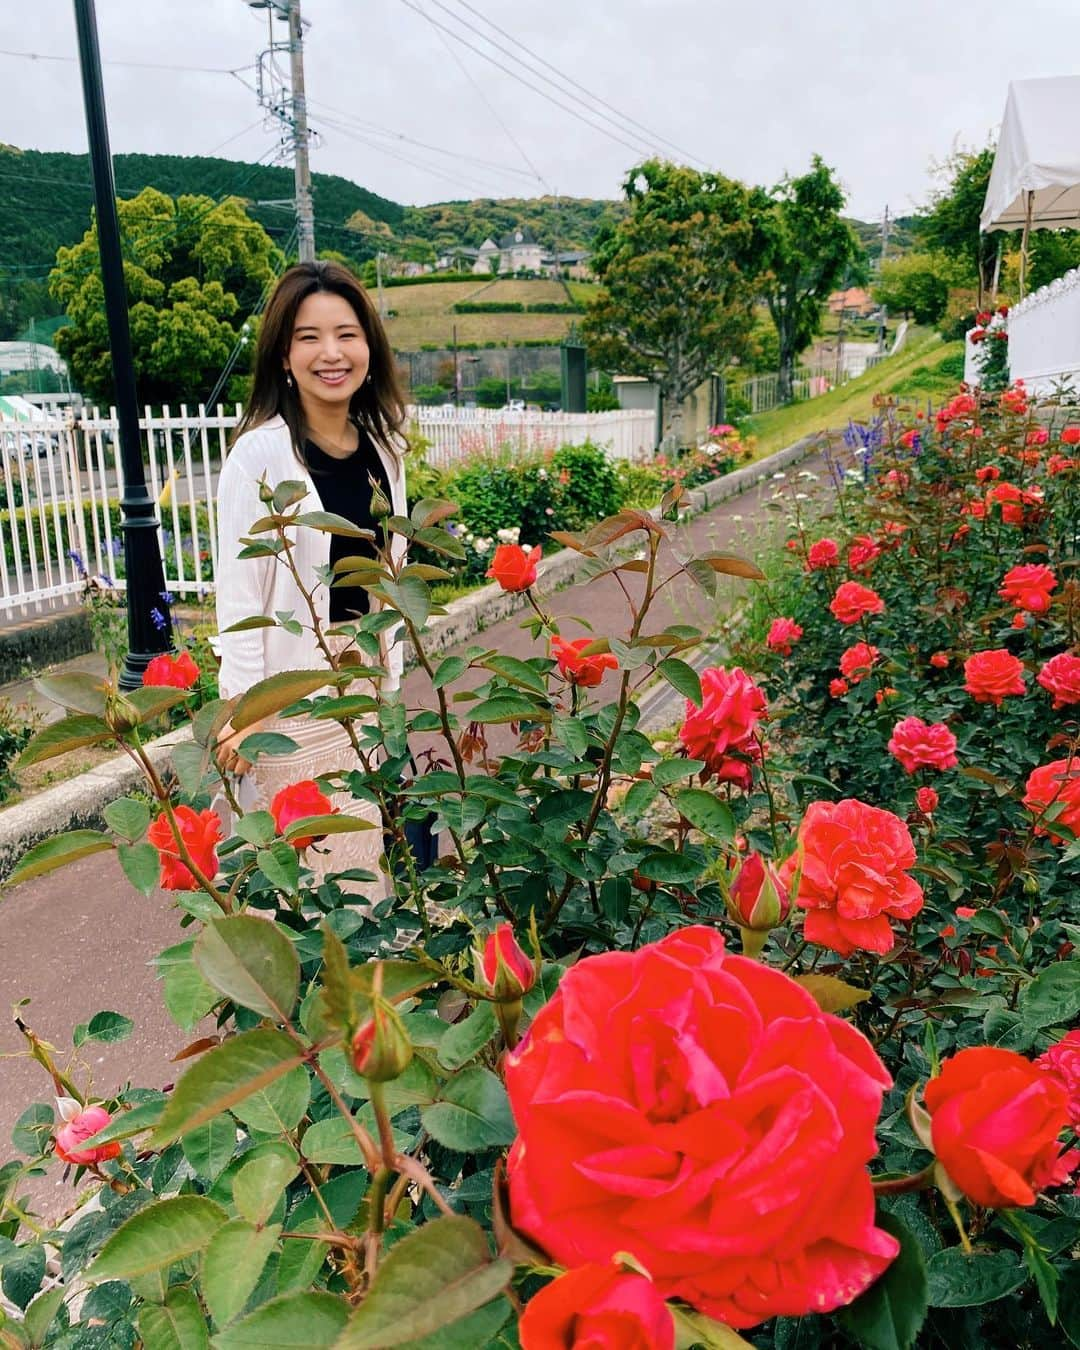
[3,1,1078,224]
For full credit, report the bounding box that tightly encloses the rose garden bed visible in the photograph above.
[0,385,1077,1349]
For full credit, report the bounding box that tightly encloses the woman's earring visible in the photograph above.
[285,371,294,389]
[365,373,373,385]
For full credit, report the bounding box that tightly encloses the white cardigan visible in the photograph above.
[215,416,408,700]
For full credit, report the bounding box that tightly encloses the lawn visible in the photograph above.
[383,278,584,349]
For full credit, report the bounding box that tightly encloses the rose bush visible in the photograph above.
[2,384,1078,1349]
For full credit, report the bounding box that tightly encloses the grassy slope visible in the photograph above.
[384,278,594,349]
[742,332,965,460]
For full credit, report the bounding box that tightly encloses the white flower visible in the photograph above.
[795,492,810,500]
[496,527,520,543]
[538,467,548,479]
[772,471,787,480]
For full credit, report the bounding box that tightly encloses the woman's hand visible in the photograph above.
[215,716,268,777]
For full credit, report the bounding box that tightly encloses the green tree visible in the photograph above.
[756,156,862,400]
[1027,228,1080,291]
[581,160,762,438]
[872,252,951,325]
[49,187,284,406]
[917,146,998,302]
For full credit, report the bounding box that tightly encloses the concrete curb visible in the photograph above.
[0,432,823,880]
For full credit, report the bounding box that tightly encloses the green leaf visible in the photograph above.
[103,796,151,842]
[151,1030,307,1146]
[1020,961,1080,1029]
[0,1243,44,1311]
[220,615,277,633]
[138,1286,211,1350]
[636,848,704,885]
[421,1067,516,1152]
[34,670,110,717]
[126,685,192,722]
[838,1212,927,1350]
[469,693,547,724]
[6,829,113,886]
[118,840,161,896]
[658,657,702,707]
[202,1219,279,1327]
[22,1285,66,1344]
[231,671,343,733]
[335,1216,512,1348]
[672,1306,756,1348]
[674,788,735,840]
[181,1115,237,1182]
[234,812,276,848]
[212,1292,349,1349]
[237,732,300,761]
[482,655,548,696]
[299,1116,369,1166]
[1025,1238,1059,1326]
[16,712,114,767]
[232,1149,299,1227]
[231,1064,311,1135]
[433,656,469,689]
[173,741,213,796]
[925,1248,1027,1307]
[437,1001,497,1071]
[156,941,221,1030]
[794,974,871,1014]
[652,757,705,786]
[294,509,375,538]
[257,841,300,896]
[282,814,376,843]
[91,1196,227,1281]
[272,480,309,511]
[73,1010,134,1048]
[11,1103,53,1157]
[623,779,658,816]
[78,1097,165,1147]
[695,550,766,580]
[194,916,300,1021]
[552,714,588,758]
[381,576,431,629]
[319,923,354,1039]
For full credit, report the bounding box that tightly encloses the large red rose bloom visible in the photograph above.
[147,805,222,890]
[778,798,924,956]
[505,926,898,1330]
[1023,759,1080,843]
[678,666,766,785]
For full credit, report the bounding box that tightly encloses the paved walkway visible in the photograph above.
[0,454,833,1212]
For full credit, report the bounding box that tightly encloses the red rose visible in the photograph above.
[550,636,618,688]
[847,534,881,572]
[1023,759,1080,843]
[1037,651,1080,709]
[899,429,920,449]
[481,922,536,1000]
[505,926,899,1329]
[806,538,839,571]
[54,1104,122,1166]
[1061,426,1080,445]
[678,666,766,784]
[915,786,938,814]
[999,563,1057,614]
[142,650,200,690]
[1026,426,1049,447]
[976,310,992,324]
[146,805,222,890]
[1048,453,1078,474]
[779,798,924,956]
[929,651,950,669]
[1037,1031,1080,1128]
[270,780,336,849]
[519,1263,674,1350]
[963,649,1026,706]
[924,1048,1070,1208]
[829,677,850,698]
[887,717,958,774]
[766,616,803,656]
[875,686,898,705]
[838,642,879,684]
[986,481,1042,526]
[727,851,790,930]
[487,542,542,592]
[974,465,1001,483]
[829,581,885,625]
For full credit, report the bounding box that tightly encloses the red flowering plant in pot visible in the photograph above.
[2,379,1079,1349]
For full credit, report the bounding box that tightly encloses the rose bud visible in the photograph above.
[350,1000,414,1082]
[54,1101,121,1167]
[727,852,790,932]
[480,923,537,1002]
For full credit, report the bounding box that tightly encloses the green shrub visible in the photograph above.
[551,442,620,530]
[452,301,525,314]
[0,699,38,802]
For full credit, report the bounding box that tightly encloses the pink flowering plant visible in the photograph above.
[0,387,1077,1348]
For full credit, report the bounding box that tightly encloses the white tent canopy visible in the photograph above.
[981,76,1080,233]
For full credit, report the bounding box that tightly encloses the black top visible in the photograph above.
[304,428,393,621]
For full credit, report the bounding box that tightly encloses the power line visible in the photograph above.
[444,0,707,167]
[310,112,499,198]
[396,0,656,161]
[0,46,250,76]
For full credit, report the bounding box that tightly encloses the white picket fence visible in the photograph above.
[0,403,656,618]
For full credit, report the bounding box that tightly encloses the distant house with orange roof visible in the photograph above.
[828,287,878,319]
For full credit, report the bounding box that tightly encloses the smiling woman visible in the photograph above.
[212,260,409,897]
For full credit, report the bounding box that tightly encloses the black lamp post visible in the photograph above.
[73,0,173,688]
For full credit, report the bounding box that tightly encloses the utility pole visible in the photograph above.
[287,0,315,261]
[72,0,172,685]
[376,251,386,318]
[880,205,890,267]
[244,0,315,260]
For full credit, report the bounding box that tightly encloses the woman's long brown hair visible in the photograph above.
[234,260,405,466]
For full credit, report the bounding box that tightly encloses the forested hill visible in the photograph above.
[0,145,405,276]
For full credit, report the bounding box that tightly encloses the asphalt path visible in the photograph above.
[0,453,835,1216]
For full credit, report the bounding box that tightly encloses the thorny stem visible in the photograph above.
[870,1163,935,1196]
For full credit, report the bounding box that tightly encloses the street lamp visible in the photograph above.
[72,0,172,687]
